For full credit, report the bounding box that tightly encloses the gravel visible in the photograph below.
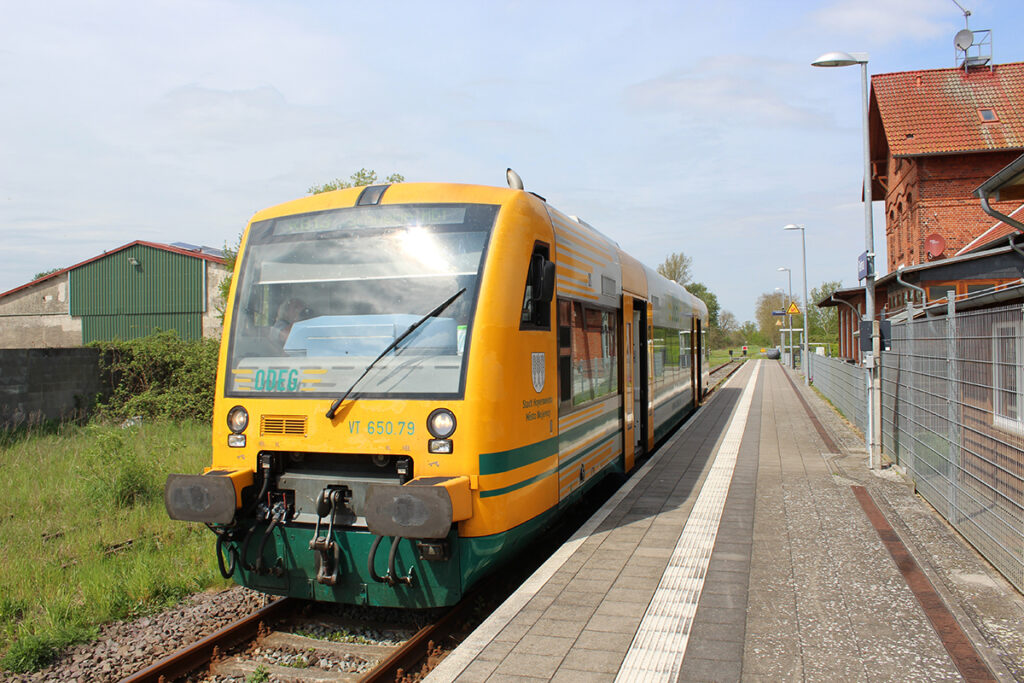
[1,587,269,683]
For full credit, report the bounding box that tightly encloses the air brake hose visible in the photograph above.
[216,534,237,579]
[368,535,387,583]
[254,507,284,575]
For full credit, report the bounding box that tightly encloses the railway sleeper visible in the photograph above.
[210,631,392,681]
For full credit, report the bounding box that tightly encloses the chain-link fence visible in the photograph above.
[809,354,868,435]
[813,303,1024,592]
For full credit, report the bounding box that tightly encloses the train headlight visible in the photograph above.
[427,408,456,439]
[428,439,453,454]
[227,406,249,434]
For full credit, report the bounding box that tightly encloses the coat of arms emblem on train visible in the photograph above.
[532,352,545,393]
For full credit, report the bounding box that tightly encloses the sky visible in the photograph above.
[2,0,1022,323]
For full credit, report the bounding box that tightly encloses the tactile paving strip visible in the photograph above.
[616,360,761,682]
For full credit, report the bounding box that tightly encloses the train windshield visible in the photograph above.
[225,203,498,398]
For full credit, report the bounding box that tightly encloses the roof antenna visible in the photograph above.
[506,168,524,191]
[950,0,971,28]
[950,0,992,70]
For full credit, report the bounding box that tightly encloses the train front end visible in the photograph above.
[164,182,558,607]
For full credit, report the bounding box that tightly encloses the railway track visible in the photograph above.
[122,359,746,683]
[121,595,476,683]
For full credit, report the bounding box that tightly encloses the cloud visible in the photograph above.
[812,0,956,43]
[624,57,820,128]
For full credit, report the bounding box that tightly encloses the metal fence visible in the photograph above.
[809,354,868,436]
[813,303,1024,593]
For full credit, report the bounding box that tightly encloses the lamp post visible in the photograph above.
[812,49,880,469]
[778,267,792,368]
[784,224,809,386]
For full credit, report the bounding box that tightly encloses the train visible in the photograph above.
[165,173,709,607]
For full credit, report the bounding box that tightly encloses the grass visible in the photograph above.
[0,420,229,673]
[709,347,765,368]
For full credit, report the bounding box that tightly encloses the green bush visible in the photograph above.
[90,330,220,423]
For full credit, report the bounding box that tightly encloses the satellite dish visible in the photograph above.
[925,233,946,258]
[955,29,974,51]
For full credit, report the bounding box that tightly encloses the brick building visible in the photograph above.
[869,61,1024,270]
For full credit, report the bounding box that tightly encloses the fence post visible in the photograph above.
[905,303,915,482]
[946,292,959,526]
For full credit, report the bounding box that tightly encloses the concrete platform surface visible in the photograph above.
[426,360,1024,682]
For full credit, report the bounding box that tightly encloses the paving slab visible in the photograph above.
[427,360,1024,682]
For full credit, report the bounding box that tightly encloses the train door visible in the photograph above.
[622,297,636,471]
[635,299,650,456]
[692,317,703,406]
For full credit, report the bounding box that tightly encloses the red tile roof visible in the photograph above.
[871,62,1024,157]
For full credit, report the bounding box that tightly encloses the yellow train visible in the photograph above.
[165,174,709,606]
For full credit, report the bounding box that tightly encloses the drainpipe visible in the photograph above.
[1010,233,1024,261]
[896,267,927,319]
[978,193,1024,234]
[829,294,862,361]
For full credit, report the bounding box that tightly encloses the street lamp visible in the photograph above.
[777,267,792,369]
[813,49,880,469]
[784,224,810,386]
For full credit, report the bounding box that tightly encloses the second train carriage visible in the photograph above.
[165,177,709,607]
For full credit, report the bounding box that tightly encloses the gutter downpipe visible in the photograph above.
[829,294,862,360]
[896,268,927,319]
[978,194,1024,235]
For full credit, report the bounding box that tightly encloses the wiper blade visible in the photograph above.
[325,288,466,420]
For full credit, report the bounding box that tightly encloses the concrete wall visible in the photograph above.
[0,347,100,428]
[202,261,231,342]
[0,274,82,348]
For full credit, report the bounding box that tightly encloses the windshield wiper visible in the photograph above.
[325,288,467,420]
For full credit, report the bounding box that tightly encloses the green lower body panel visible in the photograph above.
[225,507,559,607]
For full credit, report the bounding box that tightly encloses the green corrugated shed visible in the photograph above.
[70,244,207,343]
[80,313,202,342]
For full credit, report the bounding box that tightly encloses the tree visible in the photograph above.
[808,280,843,344]
[754,290,790,346]
[739,320,768,347]
[656,252,692,285]
[308,168,405,195]
[685,282,719,329]
[33,267,62,280]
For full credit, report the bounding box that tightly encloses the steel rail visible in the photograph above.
[120,597,296,683]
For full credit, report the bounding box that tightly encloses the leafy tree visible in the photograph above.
[754,290,790,346]
[308,168,405,195]
[656,252,692,285]
[685,282,719,329]
[808,280,842,343]
[32,267,62,280]
[739,320,769,348]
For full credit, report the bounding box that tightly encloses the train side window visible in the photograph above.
[521,243,554,330]
[562,301,618,408]
[558,299,572,404]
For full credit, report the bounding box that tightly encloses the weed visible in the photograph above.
[247,664,271,683]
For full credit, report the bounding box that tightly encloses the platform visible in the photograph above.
[426,360,1024,682]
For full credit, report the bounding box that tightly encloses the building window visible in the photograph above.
[993,322,1024,434]
[978,108,999,122]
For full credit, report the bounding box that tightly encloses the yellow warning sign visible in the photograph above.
[787,302,801,315]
